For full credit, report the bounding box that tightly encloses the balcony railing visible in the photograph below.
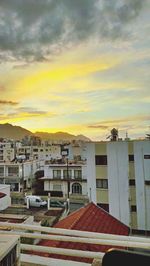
[0,222,150,266]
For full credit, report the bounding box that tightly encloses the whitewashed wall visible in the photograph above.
[86,143,96,203]
[0,184,11,210]
[134,141,150,230]
[107,142,130,226]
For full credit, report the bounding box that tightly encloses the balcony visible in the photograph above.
[0,222,150,266]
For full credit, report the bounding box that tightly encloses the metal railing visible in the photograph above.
[0,222,150,265]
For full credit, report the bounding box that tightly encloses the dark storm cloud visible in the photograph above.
[0,0,145,62]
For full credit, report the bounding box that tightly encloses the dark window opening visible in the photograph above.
[144,155,150,159]
[129,155,134,161]
[129,179,136,186]
[95,155,107,165]
[145,180,150,185]
[131,205,137,212]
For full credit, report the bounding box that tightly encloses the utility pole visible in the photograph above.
[61,148,70,199]
[66,157,70,199]
[21,162,24,194]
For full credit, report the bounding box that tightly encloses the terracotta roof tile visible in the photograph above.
[37,202,130,263]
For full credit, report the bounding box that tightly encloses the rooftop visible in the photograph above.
[37,202,129,263]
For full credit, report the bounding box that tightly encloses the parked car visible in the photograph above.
[25,195,47,207]
[49,200,64,208]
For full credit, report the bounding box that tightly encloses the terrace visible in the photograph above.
[0,222,150,266]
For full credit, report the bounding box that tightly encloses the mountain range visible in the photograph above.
[0,123,91,141]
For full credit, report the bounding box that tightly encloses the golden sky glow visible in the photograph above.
[0,0,150,140]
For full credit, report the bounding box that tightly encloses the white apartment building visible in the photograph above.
[41,161,88,198]
[17,144,61,160]
[0,161,41,192]
[86,140,150,233]
[0,142,15,162]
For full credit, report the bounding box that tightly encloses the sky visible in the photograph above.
[0,0,150,140]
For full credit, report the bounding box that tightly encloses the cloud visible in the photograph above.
[88,125,109,129]
[0,0,146,62]
[17,107,47,115]
[0,100,19,105]
[87,115,150,129]
[0,104,57,123]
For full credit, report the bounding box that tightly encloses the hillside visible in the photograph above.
[0,123,33,140]
[35,131,91,141]
[0,123,91,141]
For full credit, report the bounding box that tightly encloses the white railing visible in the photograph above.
[0,222,150,265]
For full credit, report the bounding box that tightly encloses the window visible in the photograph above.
[131,205,137,212]
[74,170,82,179]
[10,183,19,192]
[63,170,72,179]
[0,167,4,176]
[129,179,136,186]
[145,180,150,185]
[36,199,41,202]
[53,184,62,191]
[95,155,107,165]
[72,183,82,194]
[53,170,61,179]
[96,179,108,189]
[129,155,134,161]
[33,149,38,152]
[144,155,150,159]
[8,167,19,176]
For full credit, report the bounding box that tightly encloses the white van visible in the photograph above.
[25,195,47,207]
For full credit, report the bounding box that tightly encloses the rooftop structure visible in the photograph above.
[0,234,20,265]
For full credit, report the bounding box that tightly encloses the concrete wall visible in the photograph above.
[86,143,96,203]
[134,140,150,230]
[107,142,130,226]
[0,184,11,210]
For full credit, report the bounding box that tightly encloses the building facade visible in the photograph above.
[0,184,11,210]
[41,161,88,198]
[86,140,150,233]
[0,161,41,192]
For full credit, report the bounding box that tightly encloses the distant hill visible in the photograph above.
[35,131,91,141]
[0,123,33,140]
[0,123,91,141]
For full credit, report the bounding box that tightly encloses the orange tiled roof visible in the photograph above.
[36,202,129,263]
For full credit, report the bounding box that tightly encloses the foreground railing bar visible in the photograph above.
[21,244,104,259]
[0,222,149,243]
[21,254,92,266]
[0,230,150,250]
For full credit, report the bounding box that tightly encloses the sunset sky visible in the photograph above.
[0,0,150,140]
